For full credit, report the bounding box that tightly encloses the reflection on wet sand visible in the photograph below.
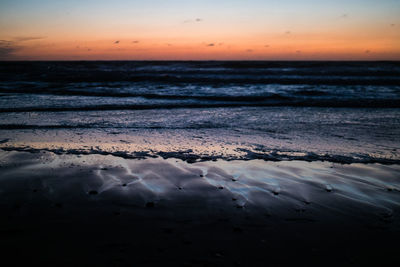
[0,150,399,266]
[1,150,399,221]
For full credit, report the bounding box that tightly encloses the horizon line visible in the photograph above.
[2,59,400,62]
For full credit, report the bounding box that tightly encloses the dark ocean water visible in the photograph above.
[0,61,399,163]
[0,61,400,112]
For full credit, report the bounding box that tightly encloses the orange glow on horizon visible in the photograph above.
[7,34,399,61]
[1,0,399,60]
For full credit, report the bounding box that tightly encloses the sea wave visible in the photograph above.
[0,98,399,113]
[1,61,400,85]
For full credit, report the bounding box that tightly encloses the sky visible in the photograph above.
[0,0,399,60]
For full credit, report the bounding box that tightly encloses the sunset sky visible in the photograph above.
[1,0,399,60]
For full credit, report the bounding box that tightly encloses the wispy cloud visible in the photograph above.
[183,18,204,24]
[14,36,46,42]
[0,40,20,59]
[0,46,17,58]
[0,36,47,59]
[0,40,12,45]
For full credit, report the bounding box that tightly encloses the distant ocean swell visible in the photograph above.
[0,99,399,113]
[1,75,400,85]
[1,61,400,86]
[1,61,399,111]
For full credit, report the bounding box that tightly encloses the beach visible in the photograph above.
[0,61,400,266]
[0,150,399,266]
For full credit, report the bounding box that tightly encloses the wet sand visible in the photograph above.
[0,150,399,266]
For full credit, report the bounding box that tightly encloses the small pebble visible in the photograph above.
[273,187,281,195]
[325,185,333,192]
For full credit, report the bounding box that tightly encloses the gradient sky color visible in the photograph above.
[1,0,399,60]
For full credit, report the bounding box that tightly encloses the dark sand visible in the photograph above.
[0,150,399,266]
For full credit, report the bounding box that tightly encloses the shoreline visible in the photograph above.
[1,106,399,166]
[1,146,400,165]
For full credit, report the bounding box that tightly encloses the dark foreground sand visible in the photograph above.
[0,150,399,266]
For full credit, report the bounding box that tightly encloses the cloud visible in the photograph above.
[132,40,139,44]
[0,46,17,58]
[0,40,20,59]
[264,45,270,48]
[114,40,120,44]
[340,14,348,18]
[0,37,46,59]
[0,36,47,59]
[206,43,215,47]
[0,40,12,45]
[14,36,46,42]
[285,31,291,34]
[183,18,203,24]
[246,49,254,53]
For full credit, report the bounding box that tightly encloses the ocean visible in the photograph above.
[0,61,399,163]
